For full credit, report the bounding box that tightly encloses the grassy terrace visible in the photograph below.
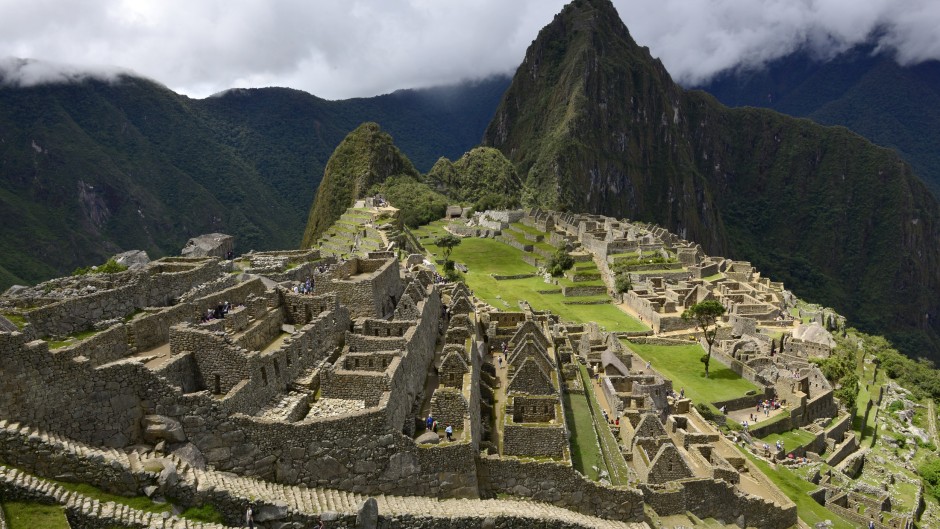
[2,502,70,529]
[621,340,759,408]
[413,221,648,332]
[742,451,854,529]
[563,389,606,480]
[578,364,630,485]
[759,428,817,453]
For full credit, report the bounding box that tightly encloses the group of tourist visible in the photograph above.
[293,277,315,295]
[200,301,232,323]
[425,413,456,442]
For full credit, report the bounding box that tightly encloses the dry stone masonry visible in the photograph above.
[0,207,815,529]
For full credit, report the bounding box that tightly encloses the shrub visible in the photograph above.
[614,273,632,293]
[72,258,128,276]
[546,246,574,277]
[919,459,940,501]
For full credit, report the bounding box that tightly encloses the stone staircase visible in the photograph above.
[0,420,648,528]
[0,465,226,529]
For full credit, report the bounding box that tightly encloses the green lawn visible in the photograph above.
[621,340,759,406]
[415,223,648,332]
[2,502,70,529]
[760,429,817,453]
[54,481,172,515]
[562,389,606,480]
[579,364,631,485]
[742,451,854,529]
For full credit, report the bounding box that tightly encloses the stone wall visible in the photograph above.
[502,423,567,458]
[430,387,469,429]
[24,259,224,338]
[476,456,645,521]
[825,433,859,466]
[314,258,403,319]
[642,478,797,529]
[130,303,193,352]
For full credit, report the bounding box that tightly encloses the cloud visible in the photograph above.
[0,57,139,88]
[0,0,937,98]
[621,0,940,85]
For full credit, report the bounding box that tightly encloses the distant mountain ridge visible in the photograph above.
[694,42,940,196]
[482,0,940,358]
[0,73,510,289]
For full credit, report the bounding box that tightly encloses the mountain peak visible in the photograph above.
[301,122,418,246]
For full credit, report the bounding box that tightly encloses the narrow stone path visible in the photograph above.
[928,399,939,450]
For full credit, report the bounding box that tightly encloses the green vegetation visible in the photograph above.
[180,503,225,524]
[414,221,647,332]
[546,245,574,277]
[622,340,759,406]
[54,480,172,514]
[562,389,605,480]
[72,258,128,276]
[680,300,726,378]
[578,364,630,485]
[1,312,27,329]
[2,502,70,529]
[427,147,522,210]
[303,123,420,245]
[374,175,449,228]
[480,0,940,361]
[742,451,854,529]
[759,428,816,453]
[811,337,861,409]
[48,328,101,349]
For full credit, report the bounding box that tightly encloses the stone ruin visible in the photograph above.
[0,216,802,529]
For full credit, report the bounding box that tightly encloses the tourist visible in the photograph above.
[426,413,434,431]
[679,388,685,399]
[646,360,651,371]
[445,424,453,441]
[497,356,502,368]
[718,405,726,414]
[246,505,254,529]
[776,440,782,451]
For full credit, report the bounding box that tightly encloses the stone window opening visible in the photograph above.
[213,374,221,395]
[273,360,280,378]
[399,328,404,336]
[261,367,268,385]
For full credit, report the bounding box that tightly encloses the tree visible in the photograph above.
[435,234,462,268]
[547,245,574,277]
[614,273,632,293]
[681,299,726,378]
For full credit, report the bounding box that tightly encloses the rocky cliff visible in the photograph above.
[483,0,940,357]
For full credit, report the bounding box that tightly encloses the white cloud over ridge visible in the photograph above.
[0,0,937,99]
[0,57,139,88]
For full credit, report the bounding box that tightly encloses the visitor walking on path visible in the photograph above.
[445,424,454,441]
[246,506,254,529]
[426,413,434,431]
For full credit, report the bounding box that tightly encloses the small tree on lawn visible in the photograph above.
[435,234,462,271]
[681,299,726,378]
[547,245,574,277]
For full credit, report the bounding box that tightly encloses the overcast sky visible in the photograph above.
[1,0,939,100]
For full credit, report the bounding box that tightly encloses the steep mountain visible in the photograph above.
[695,43,940,196]
[482,0,940,358]
[0,70,509,289]
[427,147,523,209]
[302,123,419,245]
